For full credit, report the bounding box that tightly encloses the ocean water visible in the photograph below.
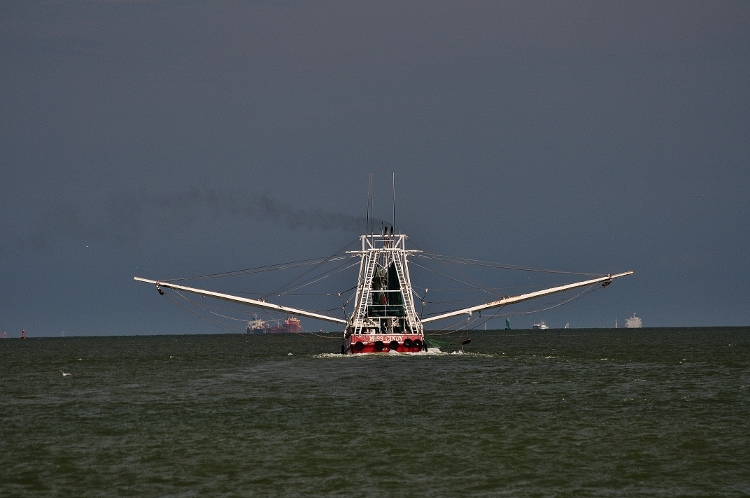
[1,328,749,497]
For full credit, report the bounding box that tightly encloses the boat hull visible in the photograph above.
[344,333,426,354]
[246,327,301,334]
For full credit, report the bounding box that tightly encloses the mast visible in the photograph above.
[392,172,396,233]
[367,172,373,236]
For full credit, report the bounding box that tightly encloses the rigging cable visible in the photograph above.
[413,251,607,277]
[160,235,360,283]
[424,284,601,335]
[164,291,238,333]
[262,237,360,299]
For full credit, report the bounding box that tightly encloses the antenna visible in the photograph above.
[366,173,373,235]
[392,172,396,234]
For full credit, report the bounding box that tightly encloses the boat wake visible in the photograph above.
[313,349,495,359]
[314,349,446,359]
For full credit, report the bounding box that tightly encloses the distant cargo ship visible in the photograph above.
[625,313,642,328]
[246,315,302,334]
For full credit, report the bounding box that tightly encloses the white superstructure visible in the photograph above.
[625,313,643,328]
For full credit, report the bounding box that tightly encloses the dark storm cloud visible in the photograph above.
[1,1,749,332]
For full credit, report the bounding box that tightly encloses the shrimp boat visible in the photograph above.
[134,229,633,354]
[135,175,632,353]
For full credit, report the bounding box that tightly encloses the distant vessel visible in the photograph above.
[533,321,549,330]
[625,313,643,328]
[246,315,302,334]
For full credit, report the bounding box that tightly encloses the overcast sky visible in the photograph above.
[2,1,749,336]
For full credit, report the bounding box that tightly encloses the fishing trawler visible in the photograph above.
[135,229,632,353]
[134,179,633,354]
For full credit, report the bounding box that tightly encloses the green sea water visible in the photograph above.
[1,328,749,497]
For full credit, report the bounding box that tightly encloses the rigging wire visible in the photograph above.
[164,291,238,333]
[262,237,360,299]
[161,236,360,283]
[424,284,601,336]
[408,259,501,298]
[414,252,607,277]
[268,260,359,298]
[161,256,345,282]
[171,282,344,327]
[409,245,609,324]
[409,243,506,298]
[173,290,247,323]
[174,289,341,338]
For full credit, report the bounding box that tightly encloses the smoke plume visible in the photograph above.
[6,185,379,252]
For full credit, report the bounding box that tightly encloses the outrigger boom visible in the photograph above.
[421,271,634,324]
[133,277,347,324]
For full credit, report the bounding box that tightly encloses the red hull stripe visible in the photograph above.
[345,335,425,354]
